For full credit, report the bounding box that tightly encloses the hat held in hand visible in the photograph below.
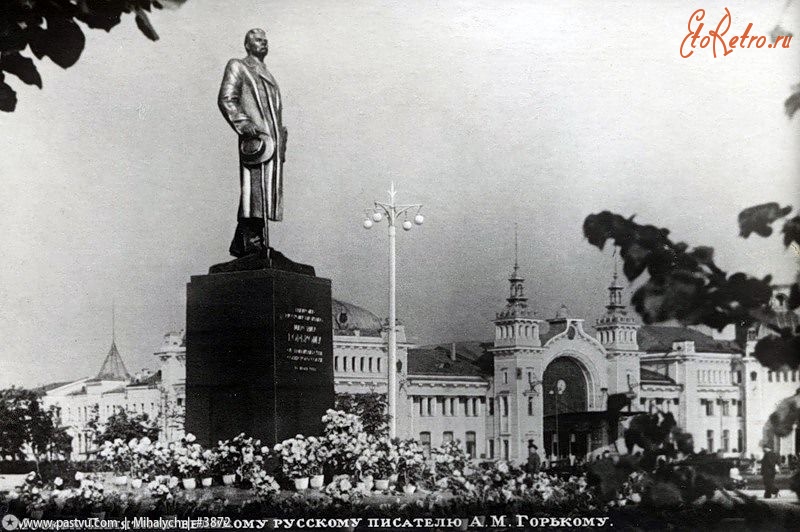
[240,133,275,166]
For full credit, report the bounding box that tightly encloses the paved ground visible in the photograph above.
[0,475,24,493]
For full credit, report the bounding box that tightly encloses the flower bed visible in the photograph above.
[0,409,774,527]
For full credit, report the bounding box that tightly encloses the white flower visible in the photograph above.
[54,477,63,487]
[185,433,196,443]
[75,472,84,481]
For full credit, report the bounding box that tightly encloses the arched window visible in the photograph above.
[334,356,339,371]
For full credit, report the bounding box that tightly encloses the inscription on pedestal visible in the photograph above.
[185,269,334,447]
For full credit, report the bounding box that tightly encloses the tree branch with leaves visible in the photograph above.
[0,0,187,112]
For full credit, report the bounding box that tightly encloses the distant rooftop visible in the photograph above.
[93,341,131,381]
[409,342,493,378]
[639,326,741,354]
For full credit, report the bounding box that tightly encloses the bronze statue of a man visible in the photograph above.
[218,28,287,258]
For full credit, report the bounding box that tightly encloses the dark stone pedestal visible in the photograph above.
[185,269,334,447]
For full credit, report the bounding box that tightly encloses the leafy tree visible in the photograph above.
[93,409,159,445]
[0,388,72,473]
[0,0,187,112]
[584,203,799,451]
[583,204,799,368]
[334,392,390,437]
[156,389,184,441]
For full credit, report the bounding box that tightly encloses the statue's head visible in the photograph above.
[244,28,268,58]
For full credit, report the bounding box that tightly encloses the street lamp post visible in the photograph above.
[549,380,566,459]
[363,183,423,439]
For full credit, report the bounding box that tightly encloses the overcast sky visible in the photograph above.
[1,0,798,388]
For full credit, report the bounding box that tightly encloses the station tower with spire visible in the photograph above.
[594,259,641,395]
[488,231,545,461]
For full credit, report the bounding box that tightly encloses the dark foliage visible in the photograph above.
[738,203,793,238]
[623,412,694,469]
[0,0,186,111]
[0,388,71,468]
[93,409,159,445]
[787,85,800,118]
[334,392,389,437]
[583,208,799,371]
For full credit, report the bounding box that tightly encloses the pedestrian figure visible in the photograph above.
[761,446,780,499]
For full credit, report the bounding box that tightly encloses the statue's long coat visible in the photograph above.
[218,56,286,221]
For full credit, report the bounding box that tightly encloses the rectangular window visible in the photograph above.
[528,397,534,416]
[707,430,714,452]
[488,398,495,416]
[503,439,509,460]
[343,357,348,371]
[443,431,453,444]
[722,430,730,452]
[489,439,495,459]
[703,400,713,416]
[466,432,476,458]
[737,400,743,417]
[420,432,431,451]
[768,371,773,382]
[427,398,433,417]
[503,370,508,384]
[502,397,509,417]
[334,357,339,371]
[722,401,730,416]
[177,398,183,407]
[737,429,744,452]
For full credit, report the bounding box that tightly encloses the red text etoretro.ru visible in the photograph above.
[680,7,792,58]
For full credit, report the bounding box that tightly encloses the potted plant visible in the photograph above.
[128,437,154,489]
[274,435,312,490]
[78,474,108,518]
[99,439,132,485]
[215,438,241,485]
[176,434,206,489]
[396,439,425,494]
[200,449,217,487]
[308,436,328,489]
[372,439,398,491]
[147,476,179,517]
